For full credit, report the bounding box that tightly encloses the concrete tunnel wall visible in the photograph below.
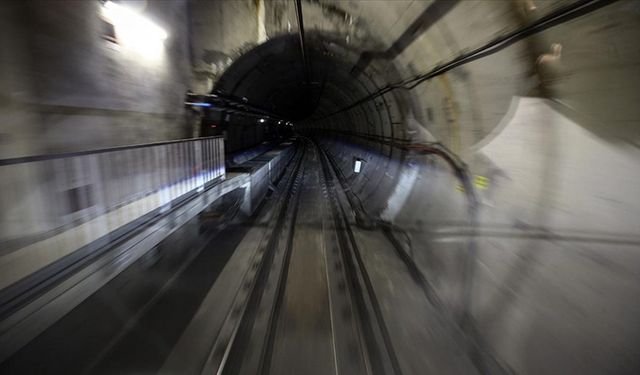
[0,0,197,243]
[0,0,194,159]
[192,1,640,374]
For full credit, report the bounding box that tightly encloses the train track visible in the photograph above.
[199,137,499,375]
[203,138,404,375]
[200,141,308,375]
[315,140,510,375]
[315,140,404,375]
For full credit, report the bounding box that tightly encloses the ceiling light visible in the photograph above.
[102,1,168,59]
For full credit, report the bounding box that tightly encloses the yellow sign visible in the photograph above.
[456,175,489,192]
[474,175,489,190]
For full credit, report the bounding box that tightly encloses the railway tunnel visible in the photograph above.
[1,0,640,374]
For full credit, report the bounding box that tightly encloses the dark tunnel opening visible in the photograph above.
[212,32,409,145]
[214,34,324,122]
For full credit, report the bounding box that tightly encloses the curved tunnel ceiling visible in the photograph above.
[213,32,401,126]
[202,0,534,153]
[201,0,639,158]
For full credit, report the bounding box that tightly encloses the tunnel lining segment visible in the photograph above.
[315,0,621,122]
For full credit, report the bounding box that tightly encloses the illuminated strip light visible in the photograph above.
[185,102,212,107]
[354,159,363,173]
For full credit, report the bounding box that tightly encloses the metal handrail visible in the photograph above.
[0,137,225,253]
[0,136,224,166]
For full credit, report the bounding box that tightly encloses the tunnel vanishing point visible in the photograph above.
[1,0,640,374]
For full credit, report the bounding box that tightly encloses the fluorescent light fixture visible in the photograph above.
[102,1,168,59]
[185,102,212,107]
[353,159,363,173]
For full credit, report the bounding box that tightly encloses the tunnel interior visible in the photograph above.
[215,34,322,121]
[213,32,407,136]
[194,3,640,373]
[1,1,640,374]
[212,32,416,220]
